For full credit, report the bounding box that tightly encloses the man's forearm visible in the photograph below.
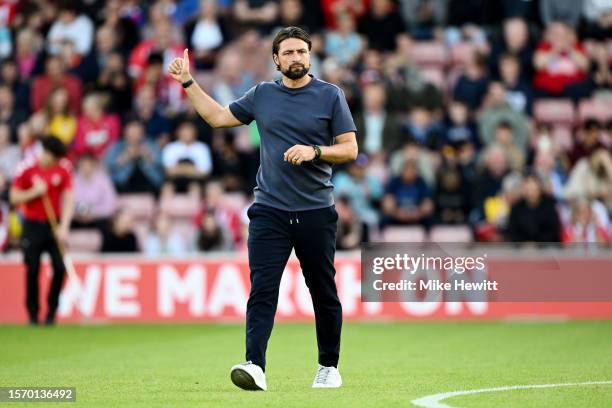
[169,50,241,128]
[320,141,358,164]
[9,187,39,206]
[59,191,75,231]
[184,80,227,128]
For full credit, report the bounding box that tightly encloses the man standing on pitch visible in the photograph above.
[10,136,75,326]
[168,26,357,390]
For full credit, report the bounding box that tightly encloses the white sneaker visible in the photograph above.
[230,361,267,391]
[312,364,342,388]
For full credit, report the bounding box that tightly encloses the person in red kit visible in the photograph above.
[71,93,120,161]
[533,22,591,100]
[10,136,75,326]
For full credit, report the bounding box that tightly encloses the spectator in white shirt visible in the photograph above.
[47,0,94,57]
[184,0,229,70]
[144,212,189,255]
[162,121,212,198]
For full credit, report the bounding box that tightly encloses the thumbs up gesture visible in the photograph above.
[168,48,192,83]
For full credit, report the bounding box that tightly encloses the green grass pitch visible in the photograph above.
[1,322,611,407]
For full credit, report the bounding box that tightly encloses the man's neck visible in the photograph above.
[282,74,312,89]
[39,159,57,169]
[365,108,384,116]
[504,78,518,87]
[526,197,540,208]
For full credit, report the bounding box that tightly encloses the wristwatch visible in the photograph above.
[182,78,194,89]
[312,145,322,161]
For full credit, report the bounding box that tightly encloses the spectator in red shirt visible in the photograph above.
[9,136,75,325]
[132,52,183,114]
[128,20,184,81]
[128,21,184,112]
[30,55,82,114]
[562,198,610,244]
[533,22,591,101]
[71,93,120,160]
[321,0,367,29]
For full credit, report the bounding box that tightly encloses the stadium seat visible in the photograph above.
[410,41,448,67]
[159,194,200,218]
[420,67,447,93]
[552,125,574,151]
[67,229,102,253]
[382,226,426,242]
[429,225,473,243]
[578,98,612,123]
[446,66,463,93]
[533,99,575,125]
[117,194,156,221]
[450,42,476,67]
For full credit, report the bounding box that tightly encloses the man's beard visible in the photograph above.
[281,63,309,80]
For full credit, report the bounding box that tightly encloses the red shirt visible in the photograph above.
[321,0,368,29]
[0,1,17,26]
[128,39,184,79]
[533,41,588,95]
[12,157,73,222]
[71,113,121,160]
[128,40,185,109]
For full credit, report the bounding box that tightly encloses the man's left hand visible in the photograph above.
[55,225,69,248]
[284,145,316,166]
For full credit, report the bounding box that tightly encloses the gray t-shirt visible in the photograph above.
[229,75,356,211]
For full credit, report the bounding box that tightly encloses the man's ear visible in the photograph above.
[273,54,279,66]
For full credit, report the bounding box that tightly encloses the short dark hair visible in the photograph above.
[471,51,488,69]
[583,118,601,131]
[41,136,67,158]
[78,151,97,163]
[147,52,164,65]
[176,120,197,135]
[522,170,543,186]
[123,115,144,126]
[272,26,311,55]
[499,52,519,64]
[57,0,80,13]
[496,121,513,131]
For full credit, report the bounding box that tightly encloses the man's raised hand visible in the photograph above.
[168,48,192,83]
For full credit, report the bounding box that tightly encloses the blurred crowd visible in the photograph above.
[0,0,611,254]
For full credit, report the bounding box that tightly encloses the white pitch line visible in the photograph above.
[411,380,612,408]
